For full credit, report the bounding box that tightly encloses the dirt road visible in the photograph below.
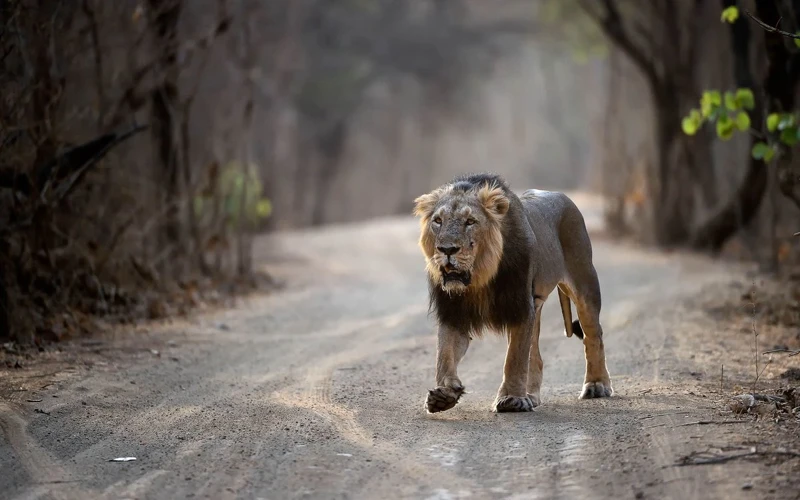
[1,194,793,499]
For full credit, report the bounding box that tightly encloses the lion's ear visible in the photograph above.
[413,190,442,219]
[477,184,509,219]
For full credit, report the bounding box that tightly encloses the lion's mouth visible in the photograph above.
[441,265,471,286]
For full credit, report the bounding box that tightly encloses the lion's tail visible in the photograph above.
[558,285,584,340]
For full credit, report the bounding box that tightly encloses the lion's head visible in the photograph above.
[413,177,510,294]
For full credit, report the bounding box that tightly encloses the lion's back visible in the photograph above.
[519,189,592,264]
[519,189,579,234]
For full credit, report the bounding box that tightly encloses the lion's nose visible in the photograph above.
[437,245,461,256]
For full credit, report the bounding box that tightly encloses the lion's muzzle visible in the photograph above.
[441,264,471,286]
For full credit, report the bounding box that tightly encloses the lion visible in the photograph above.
[412,173,613,413]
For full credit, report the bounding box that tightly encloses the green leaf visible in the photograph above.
[721,6,739,24]
[700,99,712,118]
[734,112,751,131]
[724,92,737,110]
[255,198,272,219]
[777,114,795,131]
[681,109,703,136]
[751,142,770,160]
[795,33,800,48]
[716,115,735,140]
[682,117,698,135]
[780,127,798,146]
[765,148,775,162]
[767,113,781,132]
[700,91,721,117]
[734,88,755,110]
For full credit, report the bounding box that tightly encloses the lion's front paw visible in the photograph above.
[425,386,465,413]
[579,381,613,399]
[526,392,541,408]
[493,395,534,413]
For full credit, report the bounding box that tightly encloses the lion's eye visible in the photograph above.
[465,218,476,226]
[433,217,442,225]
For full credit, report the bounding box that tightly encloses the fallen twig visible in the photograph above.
[32,479,88,485]
[762,348,800,357]
[749,393,785,403]
[675,449,800,467]
[674,420,747,427]
[639,411,694,420]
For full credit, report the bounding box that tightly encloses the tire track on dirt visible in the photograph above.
[0,403,95,500]
[293,305,426,446]
[265,305,488,492]
[63,304,427,469]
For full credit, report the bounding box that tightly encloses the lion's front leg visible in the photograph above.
[426,324,470,413]
[493,316,535,413]
[526,302,544,408]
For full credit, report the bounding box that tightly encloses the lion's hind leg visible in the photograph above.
[569,272,613,399]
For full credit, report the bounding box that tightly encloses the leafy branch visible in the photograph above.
[721,5,800,42]
[684,6,800,164]
[681,88,754,141]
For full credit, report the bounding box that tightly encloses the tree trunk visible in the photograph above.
[592,0,709,247]
[30,2,60,169]
[310,122,347,226]
[0,269,9,341]
[687,127,718,207]
[599,50,630,233]
[237,96,255,276]
[689,149,767,252]
[147,0,184,274]
[652,86,696,246]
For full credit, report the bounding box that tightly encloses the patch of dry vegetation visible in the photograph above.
[692,273,800,486]
[0,2,276,347]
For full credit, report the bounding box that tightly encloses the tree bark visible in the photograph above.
[651,78,710,247]
[310,121,347,226]
[590,0,709,247]
[147,0,184,273]
[0,268,9,341]
[29,1,62,178]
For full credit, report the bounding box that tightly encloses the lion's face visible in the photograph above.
[413,182,509,294]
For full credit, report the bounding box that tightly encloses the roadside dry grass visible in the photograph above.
[682,272,800,495]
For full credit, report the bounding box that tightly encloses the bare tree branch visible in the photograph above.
[105,8,231,129]
[81,0,105,127]
[743,9,800,39]
[578,0,661,92]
